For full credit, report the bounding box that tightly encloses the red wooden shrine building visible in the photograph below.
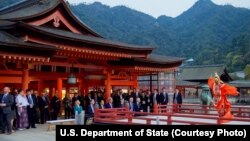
[0,0,183,101]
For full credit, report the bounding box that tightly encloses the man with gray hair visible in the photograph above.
[0,87,14,135]
[105,97,114,109]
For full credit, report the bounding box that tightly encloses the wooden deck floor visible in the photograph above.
[0,124,55,141]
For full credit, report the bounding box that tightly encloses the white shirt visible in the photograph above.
[16,94,29,107]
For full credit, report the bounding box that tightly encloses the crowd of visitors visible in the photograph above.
[0,86,182,134]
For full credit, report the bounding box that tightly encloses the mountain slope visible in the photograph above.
[71,0,250,71]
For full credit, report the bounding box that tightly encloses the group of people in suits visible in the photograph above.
[84,88,183,117]
[0,86,62,135]
[0,86,183,131]
[0,87,38,135]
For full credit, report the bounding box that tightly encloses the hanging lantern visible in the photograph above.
[68,73,76,84]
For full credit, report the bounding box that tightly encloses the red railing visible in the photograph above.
[94,105,250,125]
[155,103,250,117]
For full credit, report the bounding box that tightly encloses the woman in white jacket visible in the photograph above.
[15,89,29,130]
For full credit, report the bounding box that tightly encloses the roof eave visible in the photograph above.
[19,22,154,53]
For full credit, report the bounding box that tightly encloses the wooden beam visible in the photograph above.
[32,61,104,70]
[27,36,132,59]
[0,70,23,75]
[0,76,22,83]
[30,71,83,78]
[110,80,134,86]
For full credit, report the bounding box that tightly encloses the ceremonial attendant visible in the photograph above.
[208,73,238,122]
[15,89,29,130]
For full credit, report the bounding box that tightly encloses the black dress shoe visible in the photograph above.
[26,127,30,129]
[31,126,36,128]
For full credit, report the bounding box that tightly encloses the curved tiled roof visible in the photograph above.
[0,30,58,57]
[0,0,184,68]
[0,0,101,37]
[25,24,154,50]
[137,54,184,64]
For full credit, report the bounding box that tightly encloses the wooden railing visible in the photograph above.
[155,103,250,117]
[94,105,250,125]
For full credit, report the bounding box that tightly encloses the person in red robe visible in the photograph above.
[208,73,238,123]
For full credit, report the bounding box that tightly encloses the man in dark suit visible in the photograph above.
[105,97,113,109]
[132,88,141,103]
[99,100,105,109]
[87,99,95,117]
[51,92,61,120]
[150,89,161,105]
[160,87,168,105]
[0,87,14,135]
[173,89,182,105]
[26,89,38,128]
[134,97,143,112]
[128,97,134,112]
[38,92,50,124]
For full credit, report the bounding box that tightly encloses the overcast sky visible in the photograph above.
[67,0,250,18]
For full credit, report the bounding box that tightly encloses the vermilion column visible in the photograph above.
[133,74,138,89]
[79,77,86,95]
[38,79,43,96]
[105,71,111,102]
[22,69,29,90]
[57,78,63,100]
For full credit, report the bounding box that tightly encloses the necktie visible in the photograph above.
[130,103,133,111]
[153,95,156,103]
[91,105,94,113]
[29,95,33,105]
[2,94,7,103]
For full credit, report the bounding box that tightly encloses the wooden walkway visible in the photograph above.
[0,124,55,141]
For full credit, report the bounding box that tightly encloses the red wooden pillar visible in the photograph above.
[22,69,29,90]
[38,79,43,96]
[52,87,56,97]
[84,79,89,96]
[105,71,111,102]
[133,74,138,89]
[79,77,86,95]
[57,78,63,100]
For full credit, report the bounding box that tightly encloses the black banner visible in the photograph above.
[56,125,250,141]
